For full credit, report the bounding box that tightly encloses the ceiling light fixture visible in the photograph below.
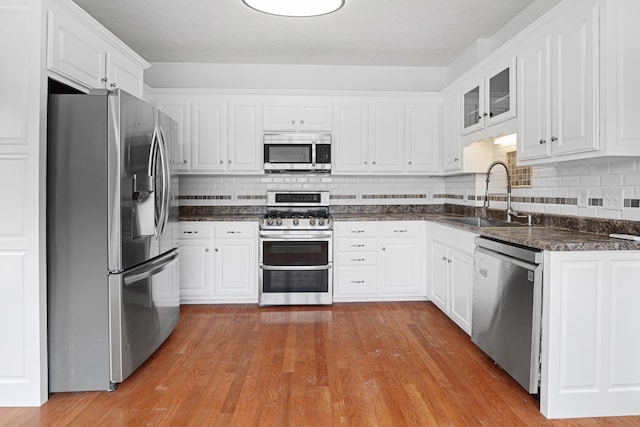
[242,0,345,17]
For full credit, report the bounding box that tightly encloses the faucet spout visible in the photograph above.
[484,160,513,221]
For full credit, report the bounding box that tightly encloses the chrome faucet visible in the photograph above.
[484,160,518,222]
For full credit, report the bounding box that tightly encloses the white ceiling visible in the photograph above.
[73,0,535,67]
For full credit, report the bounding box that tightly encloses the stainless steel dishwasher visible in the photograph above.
[472,237,543,394]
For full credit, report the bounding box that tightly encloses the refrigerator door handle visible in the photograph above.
[123,249,178,285]
[156,126,170,237]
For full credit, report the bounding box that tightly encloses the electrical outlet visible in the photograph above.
[577,189,589,208]
[602,188,624,210]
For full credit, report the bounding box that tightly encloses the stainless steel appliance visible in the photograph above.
[263,133,331,173]
[47,89,180,392]
[258,191,332,305]
[472,237,543,393]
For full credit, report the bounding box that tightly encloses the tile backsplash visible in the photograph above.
[180,157,640,222]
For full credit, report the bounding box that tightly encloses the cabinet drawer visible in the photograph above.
[335,222,377,238]
[336,238,377,253]
[338,252,378,266]
[214,221,257,238]
[179,222,213,239]
[379,221,423,237]
[336,268,378,295]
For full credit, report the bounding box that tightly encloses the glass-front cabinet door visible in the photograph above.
[462,84,482,133]
[461,57,517,135]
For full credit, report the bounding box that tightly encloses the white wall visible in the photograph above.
[145,62,447,92]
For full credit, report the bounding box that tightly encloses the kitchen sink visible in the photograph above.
[442,217,528,227]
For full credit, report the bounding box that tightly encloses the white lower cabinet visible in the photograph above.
[333,221,426,301]
[427,223,477,335]
[541,250,640,419]
[179,221,257,303]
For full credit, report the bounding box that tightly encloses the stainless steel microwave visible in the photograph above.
[263,133,331,173]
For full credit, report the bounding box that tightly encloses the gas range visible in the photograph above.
[258,190,333,306]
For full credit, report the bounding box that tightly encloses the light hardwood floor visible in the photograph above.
[1,302,638,426]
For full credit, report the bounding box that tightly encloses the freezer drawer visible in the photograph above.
[472,243,543,394]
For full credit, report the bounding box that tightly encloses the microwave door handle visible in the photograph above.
[311,141,316,167]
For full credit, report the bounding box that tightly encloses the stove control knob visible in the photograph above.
[276,218,283,226]
[267,218,274,226]
[309,217,316,226]
[293,217,299,226]
[318,218,325,226]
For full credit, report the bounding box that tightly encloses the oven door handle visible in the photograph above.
[259,232,333,240]
[259,264,332,271]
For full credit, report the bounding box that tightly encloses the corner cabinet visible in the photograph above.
[46,1,147,98]
[179,221,258,304]
[427,223,477,335]
[333,221,426,302]
[461,57,516,136]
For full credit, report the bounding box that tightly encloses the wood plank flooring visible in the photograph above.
[1,302,638,426]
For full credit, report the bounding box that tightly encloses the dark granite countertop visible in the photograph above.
[180,207,640,252]
[333,213,640,251]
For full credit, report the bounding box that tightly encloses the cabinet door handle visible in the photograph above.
[291,120,295,124]
[551,136,558,142]
[215,248,219,252]
[483,112,488,117]
[183,160,188,164]
[228,160,232,164]
[408,161,412,165]
[300,120,304,125]
[454,157,459,162]
[539,139,547,144]
[382,247,386,251]
[110,82,117,88]
[372,161,376,165]
[205,248,209,252]
[219,160,224,164]
[442,256,447,261]
[447,258,452,263]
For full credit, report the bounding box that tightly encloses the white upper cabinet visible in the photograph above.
[517,0,640,164]
[46,2,147,98]
[191,98,226,172]
[333,102,370,174]
[227,100,262,173]
[333,98,440,175]
[517,0,598,162]
[405,103,441,174]
[155,95,191,172]
[461,57,516,136]
[263,99,332,131]
[369,103,405,173]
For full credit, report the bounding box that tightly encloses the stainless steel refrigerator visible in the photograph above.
[47,89,180,392]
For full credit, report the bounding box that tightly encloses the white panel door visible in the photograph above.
[191,102,225,172]
[179,239,214,300]
[332,103,369,174]
[370,104,404,173]
[228,101,262,173]
[156,97,191,171]
[449,248,473,334]
[429,240,449,313]
[405,103,440,174]
[550,1,599,156]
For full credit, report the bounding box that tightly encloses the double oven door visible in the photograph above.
[259,230,332,306]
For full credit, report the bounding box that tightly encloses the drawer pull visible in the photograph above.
[393,229,408,233]
[350,280,365,284]
[350,258,365,262]
[183,231,198,234]
[351,230,365,234]
[350,244,365,248]
[226,231,242,234]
